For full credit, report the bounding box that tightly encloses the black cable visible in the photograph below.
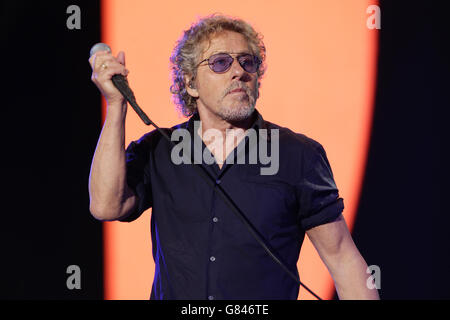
[141,116,323,301]
[95,45,323,299]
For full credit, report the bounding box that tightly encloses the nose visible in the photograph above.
[230,58,251,81]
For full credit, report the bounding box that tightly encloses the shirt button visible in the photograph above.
[210,256,216,262]
[208,295,214,300]
[212,217,219,223]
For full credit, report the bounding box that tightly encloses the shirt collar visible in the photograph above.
[186,108,270,141]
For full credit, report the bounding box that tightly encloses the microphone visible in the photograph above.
[89,43,152,125]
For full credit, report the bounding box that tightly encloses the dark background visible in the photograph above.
[1,1,448,299]
[1,1,103,299]
[349,0,449,299]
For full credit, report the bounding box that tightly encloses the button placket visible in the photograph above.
[206,178,220,299]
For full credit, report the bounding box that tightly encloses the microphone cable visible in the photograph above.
[90,43,323,300]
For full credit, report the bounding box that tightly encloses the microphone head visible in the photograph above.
[90,43,112,57]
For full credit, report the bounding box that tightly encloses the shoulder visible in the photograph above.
[264,120,325,155]
[261,119,331,177]
[127,118,190,150]
[126,121,192,159]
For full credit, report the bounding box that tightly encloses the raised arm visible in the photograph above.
[88,50,137,221]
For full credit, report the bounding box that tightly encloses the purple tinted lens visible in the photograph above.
[238,54,258,73]
[210,54,234,72]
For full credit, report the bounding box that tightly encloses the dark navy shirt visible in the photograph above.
[121,109,344,300]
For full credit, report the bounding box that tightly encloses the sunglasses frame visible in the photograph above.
[196,52,261,74]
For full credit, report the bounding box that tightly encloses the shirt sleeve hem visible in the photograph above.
[300,197,344,231]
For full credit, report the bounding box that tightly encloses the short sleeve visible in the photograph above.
[297,143,344,230]
[118,135,153,222]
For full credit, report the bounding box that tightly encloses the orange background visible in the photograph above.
[101,0,378,300]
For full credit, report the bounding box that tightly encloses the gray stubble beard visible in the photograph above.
[217,91,257,122]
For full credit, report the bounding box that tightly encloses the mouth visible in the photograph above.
[228,88,247,94]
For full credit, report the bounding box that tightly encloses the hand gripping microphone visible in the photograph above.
[90,43,152,125]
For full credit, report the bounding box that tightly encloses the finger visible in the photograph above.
[97,60,129,77]
[92,62,129,83]
[99,53,128,76]
[88,50,111,67]
[92,55,119,72]
[116,51,126,66]
[89,50,118,71]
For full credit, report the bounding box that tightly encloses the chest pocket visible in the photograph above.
[238,167,299,237]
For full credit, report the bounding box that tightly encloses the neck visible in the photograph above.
[195,107,256,166]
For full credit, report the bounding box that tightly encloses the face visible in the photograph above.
[186,30,259,122]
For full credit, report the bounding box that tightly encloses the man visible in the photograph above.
[88,14,379,300]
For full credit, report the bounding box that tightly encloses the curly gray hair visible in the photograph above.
[169,14,267,117]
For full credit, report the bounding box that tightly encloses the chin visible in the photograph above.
[218,103,255,122]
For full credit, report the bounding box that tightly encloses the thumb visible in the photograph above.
[117,51,126,66]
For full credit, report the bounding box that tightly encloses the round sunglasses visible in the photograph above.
[197,52,261,74]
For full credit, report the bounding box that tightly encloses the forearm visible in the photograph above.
[331,251,380,300]
[89,101,135,220]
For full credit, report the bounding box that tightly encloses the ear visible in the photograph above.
[184,75,199,98]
